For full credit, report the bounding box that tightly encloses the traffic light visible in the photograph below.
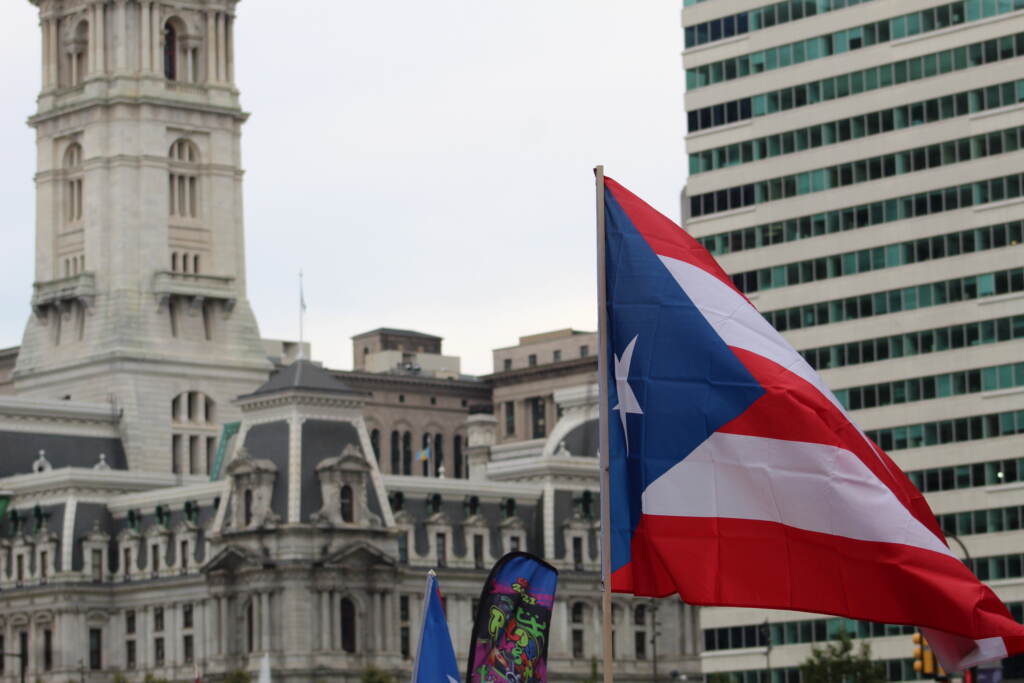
[913,632,936,676]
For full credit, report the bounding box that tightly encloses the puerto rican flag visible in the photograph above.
[602,176,1024,671]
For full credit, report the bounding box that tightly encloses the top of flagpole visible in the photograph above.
[298,270,305,361]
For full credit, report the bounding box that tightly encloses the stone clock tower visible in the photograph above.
[15,0,271,472]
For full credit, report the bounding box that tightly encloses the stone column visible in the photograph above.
[319,590,330,651]
[216,13,226,83]
[382,592,393,653]
[96,2,105,76]
[260,592,271,652]
[196,600,207,664]
[47,18,58,88]
[152,4,161,75]
[225,14,234,82]
[115,0,126,71]
[139,607,149,669]
[332,592,341,651]
[140,2,150,73]
[205,11,216,82]
[164,604,175,667]
[219,596,229,656]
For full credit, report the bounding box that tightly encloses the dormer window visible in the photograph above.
[244,489,253,526]
[340,485,354,523]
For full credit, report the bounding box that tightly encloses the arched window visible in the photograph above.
[340,598,356,653]
[402,431,412,475]
[64,143,83,225]
[66,21,89,87]
[340,485,354,523]
[193,254,200,274]
[169,139,200,219]
[244,489,253,526]
[390,430,400,474]
[163,22,178,80]
[370,429,380,463]
[453,435,464,479]
[171,252,179,272]
[433,434,444,477]
[171,392,218,475]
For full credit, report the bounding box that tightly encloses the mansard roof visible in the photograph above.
[243,359,363,398]
[0,430,126,478]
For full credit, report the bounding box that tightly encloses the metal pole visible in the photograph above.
[595,164,614,683]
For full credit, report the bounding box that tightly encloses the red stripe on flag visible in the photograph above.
[620,514,1024,653]
[720,346,947,546]
[604,176,748,302]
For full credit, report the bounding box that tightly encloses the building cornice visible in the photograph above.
[484,357,597,385]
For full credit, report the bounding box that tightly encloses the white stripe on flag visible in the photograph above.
[642,431,952,557]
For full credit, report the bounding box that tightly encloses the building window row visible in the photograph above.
[691,124,1024,218]
[763,267,1024,333]
[711,660,917,683]
[696,77,1024,241]
[705,617,914,652]
[801,314,1024,371]
[907,456,1024,493]
[684,1,1013,90]
[836,361,1024,411]
[968,554,1024,581]
[62,255,86,278]
[938,505,1024,537]
[689,31,1022,135]
[387,429,466,478]
[733,221,1022,295]
[684,0,873,48]
[868,409,1024,454]
[171,251,201,274]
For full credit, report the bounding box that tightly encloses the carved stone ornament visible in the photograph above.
[225,448,280,531]
[32,450,52,473]
[310,444,380,528]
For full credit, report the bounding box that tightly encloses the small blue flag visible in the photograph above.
[412,570,461,683]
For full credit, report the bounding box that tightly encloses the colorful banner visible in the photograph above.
[466,551,558,683]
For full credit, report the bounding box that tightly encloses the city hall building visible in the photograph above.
[683,0,1024,681]
[0,1,701,681]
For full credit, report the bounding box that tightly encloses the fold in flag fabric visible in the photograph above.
[602,175,1024,671]
[412,570,461,683]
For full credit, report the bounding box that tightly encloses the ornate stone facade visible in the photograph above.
[0,3,702,681]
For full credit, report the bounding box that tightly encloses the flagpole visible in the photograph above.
[298,270,305,360]
[595,165,615,683]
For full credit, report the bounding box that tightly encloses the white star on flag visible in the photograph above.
[613,335,643,452]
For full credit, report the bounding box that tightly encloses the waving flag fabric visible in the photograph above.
[601,175,1024,671]
[412,570,461,683]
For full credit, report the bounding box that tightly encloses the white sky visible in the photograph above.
[0,1,686,376]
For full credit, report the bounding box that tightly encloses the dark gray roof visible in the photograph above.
[351,328,441,341]
[243,360,363,398]
[0,431,127,476]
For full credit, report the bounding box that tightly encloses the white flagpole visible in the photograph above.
[595,165,615,683]
[298,270,305,360]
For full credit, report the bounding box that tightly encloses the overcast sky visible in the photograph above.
[0,2,686,375]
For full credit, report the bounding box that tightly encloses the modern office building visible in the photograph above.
[682,0,1024,681]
